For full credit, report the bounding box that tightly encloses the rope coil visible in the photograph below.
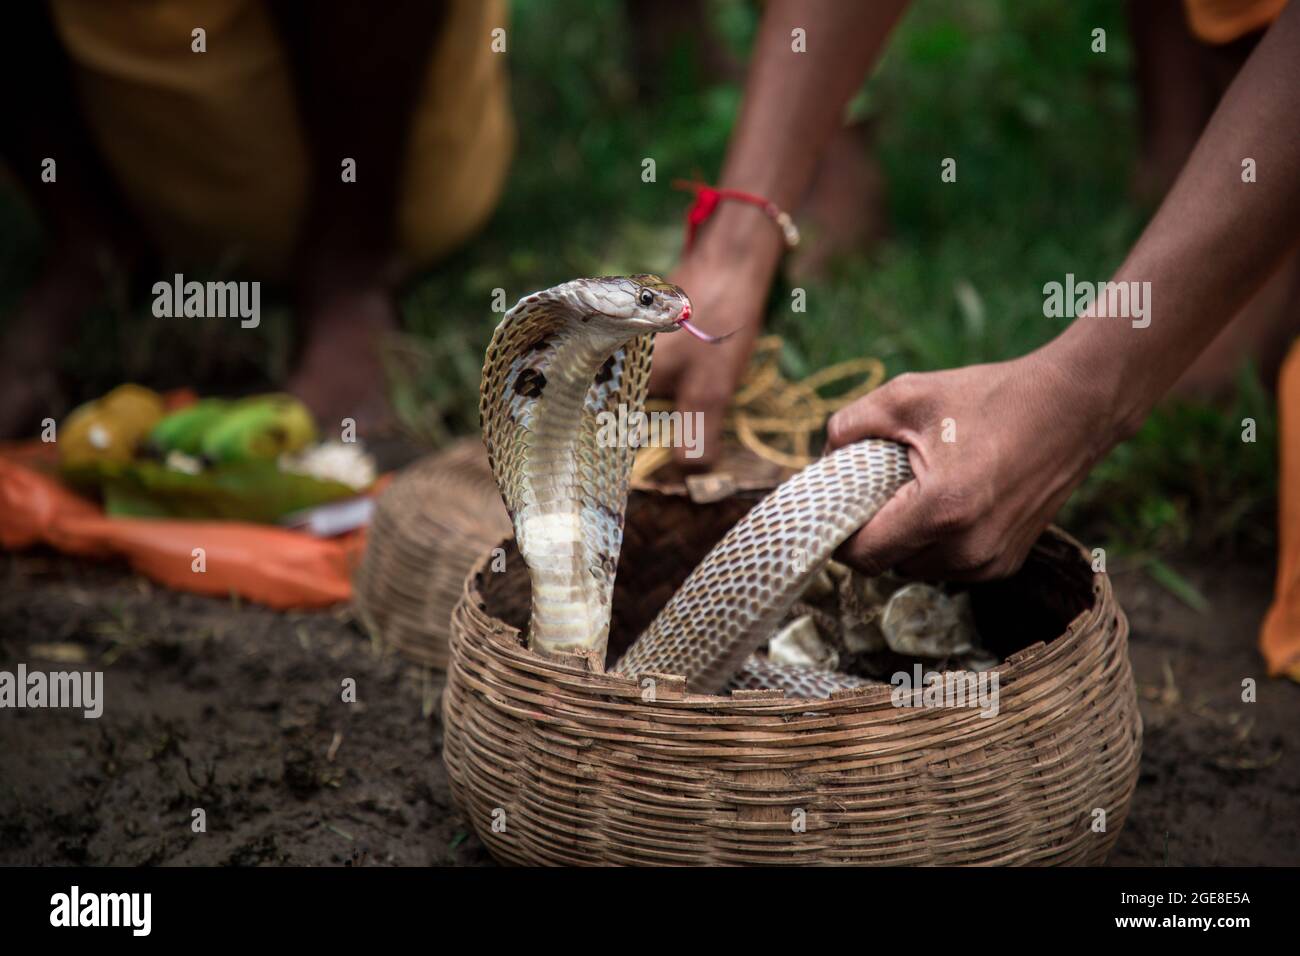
[634,335,885,477]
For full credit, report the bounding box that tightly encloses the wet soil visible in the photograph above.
[1,549,1295,866]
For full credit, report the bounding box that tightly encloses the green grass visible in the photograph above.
[393,0,1279,559]
[0,0,1277,561]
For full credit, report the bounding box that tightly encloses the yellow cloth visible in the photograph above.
[48,0,513,279]
[1183,0,1288,43]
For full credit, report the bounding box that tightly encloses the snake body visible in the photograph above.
[480,276,912,696]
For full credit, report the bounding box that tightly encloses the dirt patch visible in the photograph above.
[0,551,490,866]
[1107,559,1299,865]
[1,548,1296,866]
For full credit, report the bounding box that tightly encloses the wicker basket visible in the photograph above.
[443,486,1142,866]
[353,438,512,669]
[355,440,790,668]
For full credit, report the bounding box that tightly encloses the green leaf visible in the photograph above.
[1145,558,1209,614]
[91,460,358,523]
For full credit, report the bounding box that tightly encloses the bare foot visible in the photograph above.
[788,121,888,283]
[287,287,398,439]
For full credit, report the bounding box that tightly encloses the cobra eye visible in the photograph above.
[638,290,654,307]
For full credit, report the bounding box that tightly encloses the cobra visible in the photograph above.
[479,275,913,697]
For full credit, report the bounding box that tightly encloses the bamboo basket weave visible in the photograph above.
[357,337,873,668]
[354,439,788,668]
[353,438,512,669]
[443,486,1142,866]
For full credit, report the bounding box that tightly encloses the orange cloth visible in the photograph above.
[1261,341,1300,681]
[1183,0,1288,43]
[0,444,370,609]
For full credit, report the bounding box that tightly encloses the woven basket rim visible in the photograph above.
[444,490,1140,865]
[455,511,1111,715]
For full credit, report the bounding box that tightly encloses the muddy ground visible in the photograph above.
[1,547,1296,867]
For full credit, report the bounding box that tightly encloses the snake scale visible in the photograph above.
[480,275,912,697]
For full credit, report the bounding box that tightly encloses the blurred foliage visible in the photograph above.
[0,0,1278,559]
[1068,365,1278,556]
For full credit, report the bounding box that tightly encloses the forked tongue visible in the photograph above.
[675,302,734,344]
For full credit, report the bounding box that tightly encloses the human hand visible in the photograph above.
[826,352,1130,581]
[649,253,769,467]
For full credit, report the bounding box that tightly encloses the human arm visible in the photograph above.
[652,0,910,464]
[827,1,1300,578]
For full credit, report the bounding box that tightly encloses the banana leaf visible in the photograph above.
[64,460,359,523]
